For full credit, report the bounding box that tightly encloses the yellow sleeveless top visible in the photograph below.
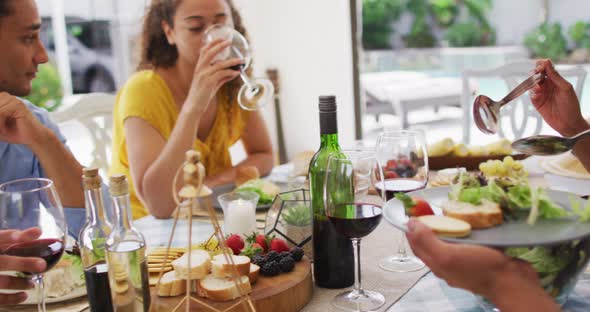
[109,70,247,219]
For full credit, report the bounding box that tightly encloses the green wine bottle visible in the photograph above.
[308,95,354,288]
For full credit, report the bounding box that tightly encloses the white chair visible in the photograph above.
[50,93,116,174]
[462,60,586,143]
[362,71,476,129]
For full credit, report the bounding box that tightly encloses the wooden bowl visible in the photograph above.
[429,154,529,171]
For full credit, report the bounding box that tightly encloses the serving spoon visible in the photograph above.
[512,129,590,155]
[473,72,544,134]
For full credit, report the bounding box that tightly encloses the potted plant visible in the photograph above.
[281,202,313,258]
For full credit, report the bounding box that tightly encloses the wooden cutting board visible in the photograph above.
[150,258,313,312]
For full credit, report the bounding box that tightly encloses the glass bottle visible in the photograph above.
[106,175,150,312]
[308,95,354,288]
[79,168,114,312]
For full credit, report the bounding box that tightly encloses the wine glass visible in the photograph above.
[376,130,428,272]
[0,178,66,312]
[204,23,274,111]
[324,150,385,311]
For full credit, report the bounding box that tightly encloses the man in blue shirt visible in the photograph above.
[0,0,86,305]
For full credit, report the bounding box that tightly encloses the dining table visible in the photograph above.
[4,156,590,312]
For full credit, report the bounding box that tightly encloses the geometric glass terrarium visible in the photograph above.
[264,189,312,258]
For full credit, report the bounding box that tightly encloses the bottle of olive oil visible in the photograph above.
[308,95,354,288]
[79,168,113,312]
[106,175,150,312]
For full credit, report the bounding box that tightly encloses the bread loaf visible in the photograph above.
[157,271,186,297]
[211,254,251,278]
[171,249,211,280]
[248,264,260,284]
[442,200,503,229]
[196,275,252,301]
[417,215,472,238]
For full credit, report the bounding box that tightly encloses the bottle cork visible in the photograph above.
[109,174,128,196]
[82,167,102,190]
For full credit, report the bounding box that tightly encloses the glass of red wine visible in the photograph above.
[0,178,66,312]
[203,23,274,111]
[376,130,428,272]
[324,150,385,311]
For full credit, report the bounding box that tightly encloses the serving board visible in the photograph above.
[429,153,529,170]
[150,258,313,312]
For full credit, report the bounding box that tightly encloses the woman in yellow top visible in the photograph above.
[110,0,273,219]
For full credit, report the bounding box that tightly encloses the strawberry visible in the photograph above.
[226,234,245,255]
[269,238,290,253]
[240,243,264,258]
[246,233,272,252]
[386,159,398,169]
[394,193,434,217]
[384,170,398,179]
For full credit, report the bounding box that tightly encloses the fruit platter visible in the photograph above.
[149,234,312,312]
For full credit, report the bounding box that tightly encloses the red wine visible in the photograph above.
[329,204,382,238]
[229,63,245,71]
[84,262,113,312]
[375,179,425,201]
[1,239,64,274]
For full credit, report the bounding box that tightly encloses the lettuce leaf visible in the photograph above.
[236,186,273,205]
[570,197,590,222]
[506,185,532,210]
[62,253,85,286]
[506,246,571,274]
[236,179,280,205]
[537,190,567,219]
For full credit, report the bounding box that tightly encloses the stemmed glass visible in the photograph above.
[204,23,274,111]
[376,131,428,272]
[0,178,66,312]
[324,150,385,311]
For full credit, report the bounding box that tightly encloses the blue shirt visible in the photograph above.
[0,100,66,183]
[0,99,109,238]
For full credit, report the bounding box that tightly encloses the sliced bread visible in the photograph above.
[211,254,251,278]
[172,249,211,280]
[196,275,252,301]
[248,264,260,284]
[157,271,187,297]
[442,199,503,229]
[417,215,472,238]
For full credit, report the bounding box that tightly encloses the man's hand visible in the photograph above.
[0,92,48,146]
[531,59,590,137]
[0,228,46,305]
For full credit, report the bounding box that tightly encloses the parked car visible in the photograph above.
[41,16,116,93]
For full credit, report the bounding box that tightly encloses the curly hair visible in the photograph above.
[0,0,13,19]
[138,0,249,102]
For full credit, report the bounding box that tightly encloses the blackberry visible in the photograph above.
[260,261,281,276]
[279,251,291,260]
[279,256,295,272]
[290,247,304,262]
[251,254,266,266]
[266,251,279,262]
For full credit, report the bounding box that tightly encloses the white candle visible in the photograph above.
[224,199,256,234]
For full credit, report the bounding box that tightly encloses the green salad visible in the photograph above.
[449,173,590,300]
[449,173,590,225]
[235,179,281,205]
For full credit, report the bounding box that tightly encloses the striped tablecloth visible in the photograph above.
[390,272,590,311]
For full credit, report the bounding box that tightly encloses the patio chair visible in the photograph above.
[362,71,474,128]
[50,92,115,174]
[461,60,586,144]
